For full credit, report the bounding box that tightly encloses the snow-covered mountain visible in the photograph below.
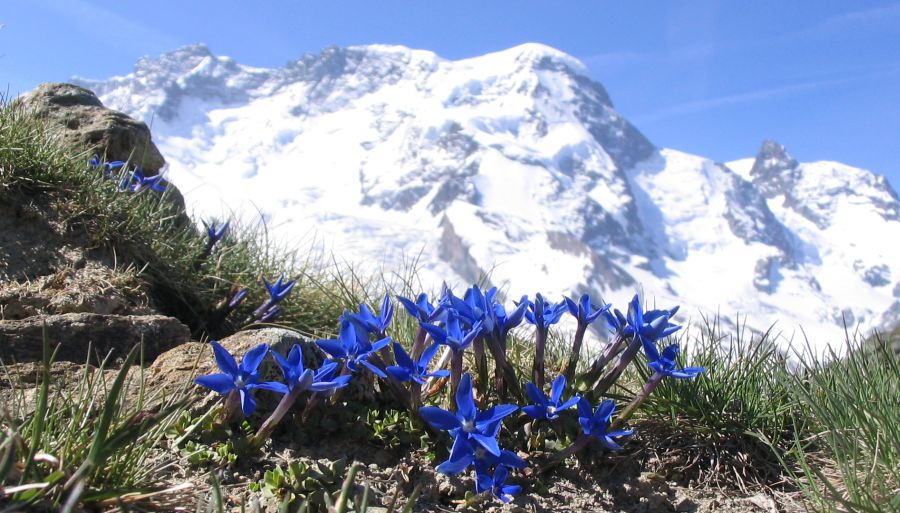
[73,43,900,352]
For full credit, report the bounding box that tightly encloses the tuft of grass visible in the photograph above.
[0,332,191,511]
[775,334,899,513]
[0,94,361,343]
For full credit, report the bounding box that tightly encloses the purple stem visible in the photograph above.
[533,327,548,390]
[450,349,463,400]
[409,326,428,362]
[472,335,489,397]
[591,335,641,398]
[583,332,626,386]
[222,389,242,424]
[610,372,663,431]
[251,386,302,447]
[561,322,588,384]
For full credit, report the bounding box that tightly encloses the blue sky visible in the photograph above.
[3,0,899,189]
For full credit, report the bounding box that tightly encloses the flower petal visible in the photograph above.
[316,339,348,360]
[524,382,547,405]
[455,373,475,421]
[195,373,235,395]
[240,343,270,373]
[240,389,257,416]
[210,341,239,376]
[476,404,519,426]
[251,381,289,395]
[471,433,501,457]
[550,375,566,404]
[419,407,460,431]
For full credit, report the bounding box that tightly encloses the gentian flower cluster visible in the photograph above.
[89,156,168,194]
[194,284,704,504]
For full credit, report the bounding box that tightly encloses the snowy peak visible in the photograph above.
[70,44,900,352]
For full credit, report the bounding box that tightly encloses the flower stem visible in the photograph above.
[222,389,242,424]
[409,327,428,362]
[560,322,588,385]
[609,372,663,431]
[533,327,548,390]
[590,335,640,399]
[582,332,625,386]
[472,335,489,398]
[450,350,463,400]
[251,386,301,448]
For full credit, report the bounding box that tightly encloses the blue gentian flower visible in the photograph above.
[523,375,580,421]
[352,294,394,337]
[564,294,610,326]
[226,287,248,313]
[252,274,296,318]
[264,274,295,303]
[618,295,681,343]
[524,293,567,330]
[397,292,445,324]
[272,345,351,393]
[203,220,230,246]
[446,285,496,332]
[194,341,287,416]
[386,342,449,384]
[258,305,282,323]
[421,311,483,353]
[475,465,521,503]
[644,343,705,379]
[419,374,519,475]
[487,295,528,342]
[89,156,126,177]
[316,314,390,378]
[576,398,634,451]
[127,169,167,192]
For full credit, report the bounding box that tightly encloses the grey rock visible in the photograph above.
[0,313,190,364]
[724,169,792,255]
[438,215,487,286]
[145,328,313,415]
[16,83,166,174]
[753,256,782,294]
[750,139,800,199]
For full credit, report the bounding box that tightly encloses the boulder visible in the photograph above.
[145,328,317,415]
[16,83,166,174]
[0,313,190,364]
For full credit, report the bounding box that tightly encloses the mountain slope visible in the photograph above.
[73,44,900,353]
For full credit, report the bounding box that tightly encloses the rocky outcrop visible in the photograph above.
[15,83,166,174]
[0,313,190,364]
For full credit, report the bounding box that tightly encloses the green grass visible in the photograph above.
[0,332,189,511]
[777,335,899,513]
[0,94,364,342]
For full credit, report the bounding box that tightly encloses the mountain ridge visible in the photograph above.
[71,43,900,352]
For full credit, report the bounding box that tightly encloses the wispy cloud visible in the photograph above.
[633,63,900,125]
[812,3,900,34]
[578,50,644,70]
[33,0,181,55]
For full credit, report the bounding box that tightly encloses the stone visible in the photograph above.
[16,83,166,174]
[145,328,314,415]
[0,313,190,364]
